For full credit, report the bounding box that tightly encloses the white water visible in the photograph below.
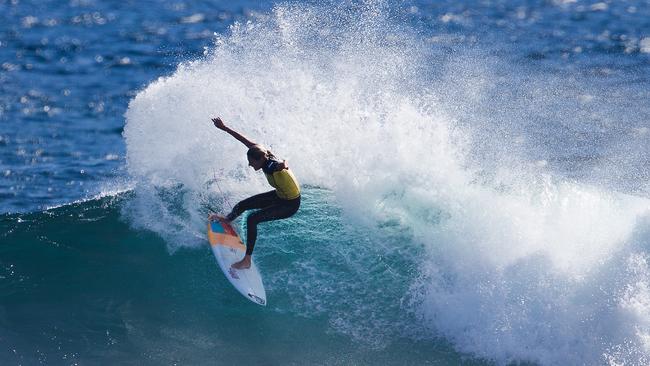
[123,2,650,365]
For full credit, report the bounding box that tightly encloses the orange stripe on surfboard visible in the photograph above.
[207,222,246,251]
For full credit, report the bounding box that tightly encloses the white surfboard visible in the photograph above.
[207,216,266,306]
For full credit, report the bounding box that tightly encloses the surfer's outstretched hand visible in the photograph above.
[211,117,226,130]
[278,160,288,170]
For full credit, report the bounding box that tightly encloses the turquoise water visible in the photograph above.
[3,0,650,365]
[1,191,486,365]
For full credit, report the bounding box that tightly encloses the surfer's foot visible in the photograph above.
[208,213,223,221]
[231,255,252,270]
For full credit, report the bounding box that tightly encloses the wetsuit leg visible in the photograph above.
[226,190,278,221]
[245,196,300,255]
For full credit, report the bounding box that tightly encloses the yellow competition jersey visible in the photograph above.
[262,156,301,200]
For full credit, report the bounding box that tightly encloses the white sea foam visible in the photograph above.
[124,2,650,364]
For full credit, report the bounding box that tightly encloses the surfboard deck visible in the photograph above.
[207,215,266,306]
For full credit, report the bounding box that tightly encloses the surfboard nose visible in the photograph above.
[248,293,266,306]
[208,216,267,306]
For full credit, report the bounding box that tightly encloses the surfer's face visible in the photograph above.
[248,156,265,171]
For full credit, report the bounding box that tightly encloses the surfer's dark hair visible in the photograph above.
[247,145,268,161]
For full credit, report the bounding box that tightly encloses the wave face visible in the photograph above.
[121,2,650,365]
[1,193,474,365]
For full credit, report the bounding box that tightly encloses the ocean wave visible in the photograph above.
[121,1,650,364]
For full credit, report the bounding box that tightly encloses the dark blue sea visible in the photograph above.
[2,0,650,364]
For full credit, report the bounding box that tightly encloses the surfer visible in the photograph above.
[209,117,301,270]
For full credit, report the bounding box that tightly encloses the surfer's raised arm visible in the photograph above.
[211,117,256,148]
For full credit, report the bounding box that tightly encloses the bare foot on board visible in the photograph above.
[208,213,224,222]
[231,255,252,270]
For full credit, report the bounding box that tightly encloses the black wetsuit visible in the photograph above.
[226,156,300,255]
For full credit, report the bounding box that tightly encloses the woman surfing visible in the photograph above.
[209,117,301,270]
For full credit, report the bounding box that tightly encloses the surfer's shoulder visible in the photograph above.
[262,154,282,174]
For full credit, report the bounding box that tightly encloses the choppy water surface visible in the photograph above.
[2,1,650,365]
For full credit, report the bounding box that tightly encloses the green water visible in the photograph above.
[0,191,490,365]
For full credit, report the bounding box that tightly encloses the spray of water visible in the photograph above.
[123,2,650,364]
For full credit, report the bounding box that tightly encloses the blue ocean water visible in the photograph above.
[2,0,650,365]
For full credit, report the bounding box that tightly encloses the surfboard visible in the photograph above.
[207,216,267,306]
